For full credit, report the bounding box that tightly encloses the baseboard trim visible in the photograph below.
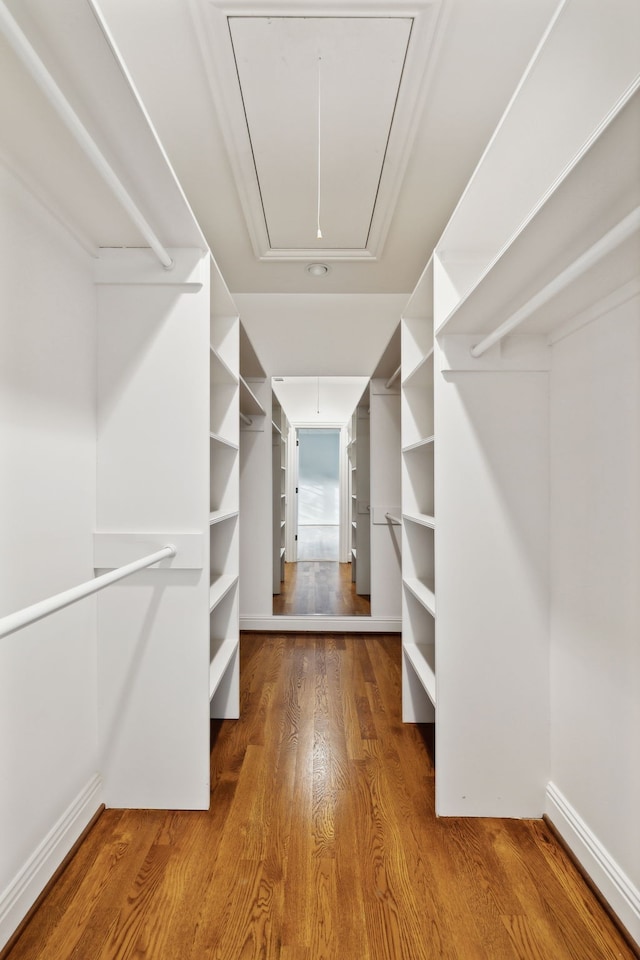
[0,773,104,953]
[545,781,640,953]
[240,616,402,633]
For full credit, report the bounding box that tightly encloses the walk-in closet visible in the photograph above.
[0,0,638,954]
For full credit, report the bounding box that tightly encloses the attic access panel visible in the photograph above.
[229,17,411,254]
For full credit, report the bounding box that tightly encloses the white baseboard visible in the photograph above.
[241,616,402,633]
[0,773,103,952]
[545,781,640,949]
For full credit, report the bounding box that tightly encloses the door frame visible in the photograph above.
[284,422,350,564]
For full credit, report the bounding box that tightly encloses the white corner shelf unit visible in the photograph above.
[401,257,436,724]
[238,324,270,621]
[347,387,371,595]
[209,258,241,719]
[272,390,289,594]
[401,0,640,839]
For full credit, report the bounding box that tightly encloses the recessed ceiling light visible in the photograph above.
[306,262,329,277]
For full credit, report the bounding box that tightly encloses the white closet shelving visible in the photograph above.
[402,0,640,833]
[435,99,639,346]
[209,259,241,718]
[238,324,271,620]
[272,391,288,594]
[433,2,640,343]
[401,257,436,723]
[347,388,371,594]
[240,375,266,420]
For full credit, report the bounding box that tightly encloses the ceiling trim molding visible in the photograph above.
[189,0,445,262]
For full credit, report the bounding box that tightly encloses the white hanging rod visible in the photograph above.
[0,1,174,270]
[385,512,402,525]
[385,365,402,389]
[0,545,176,641]
[239,411,252,426]
[470,205,640,358]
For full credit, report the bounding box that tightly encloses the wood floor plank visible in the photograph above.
[280,640,316,951]
[4,633,637,960]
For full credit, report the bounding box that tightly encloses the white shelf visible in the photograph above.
[402,436,434,454]
[209,637,239,700]
[402,348,434,388]
[403,512,435,529]
[209,314,239,721]
[436,84,640,340]
[210,345,238,384]
[403,256,434,323]
[403,577,436,617]
[240,376,266,417]
[209,255,238,320]
[209,508,239,526]
[210,432,238,451]
[209,574,239,612]
[403,641,436,707]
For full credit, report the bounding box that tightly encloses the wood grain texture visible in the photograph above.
[273,562,371,616]
[3,634,637,960]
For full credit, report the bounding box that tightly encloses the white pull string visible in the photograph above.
[316,56,323,240]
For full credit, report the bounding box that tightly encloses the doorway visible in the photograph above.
[296,427,340,560]
[271,375,372,617]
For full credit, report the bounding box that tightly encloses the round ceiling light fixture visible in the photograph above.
[306,262,329,277]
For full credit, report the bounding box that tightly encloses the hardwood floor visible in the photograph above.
[297,525,339,561]
[4,634,636,960]
[273,562,371,616]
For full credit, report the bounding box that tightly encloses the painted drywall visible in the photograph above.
[549,296,640,895]
[0,167,99,945]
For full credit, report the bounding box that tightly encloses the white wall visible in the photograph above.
[0,167,99,947]
[548,296,640,933]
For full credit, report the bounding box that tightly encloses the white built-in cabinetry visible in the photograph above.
[400,259,436,721]
[369,376,402,619]
[272,391,288,594]
[401,1,640,937]
[208,261,241,719]
[347,390,371,595]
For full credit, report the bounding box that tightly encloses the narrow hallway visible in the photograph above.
[3,634,634,960]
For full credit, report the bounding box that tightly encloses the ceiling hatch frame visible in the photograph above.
[190,0,444,262]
